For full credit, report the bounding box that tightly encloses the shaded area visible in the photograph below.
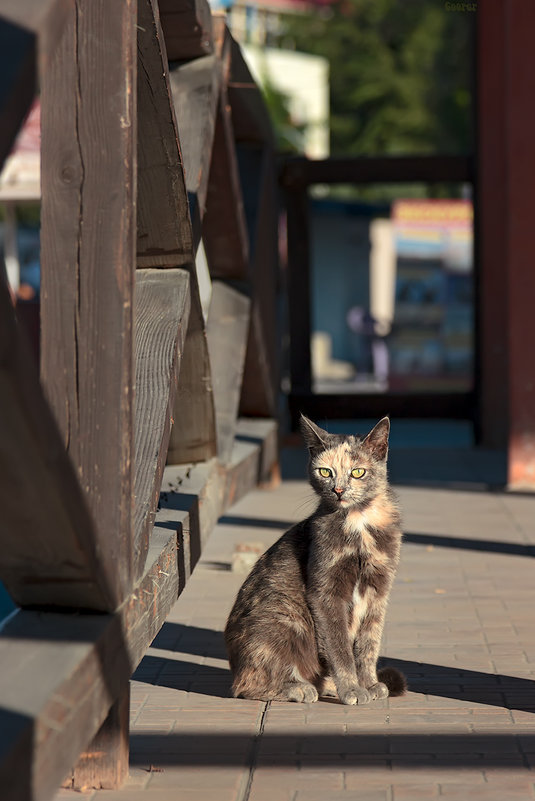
[280,442,507,489]
[141,623,535,713]
[129,731,534,768]
[218,515,534,558]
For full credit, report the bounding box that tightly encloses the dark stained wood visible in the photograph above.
[40,0,137,608]
[476,0,508,449]
[0,419,277,801]
[504,2,535,489]
[134,269,191,577]
[64,684,130,791]
[0,527,179,801]
[280,155,474,190]
[159,0,213,60]
[206,281,250,463]
[135,1,216,467]
[0,0,70,167]
[202,92,250,280]
[289,392,475,427]
[168,16,230,244]
[227,34,273,146]
[239,145,279,417]
[0,279,114,611]
[160,417,278,564]
[284,184,312,396]
[137,0,194,268]
[166,284,217,465]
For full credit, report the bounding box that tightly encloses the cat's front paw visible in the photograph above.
[367,681,389,700]
[338,684,371,705]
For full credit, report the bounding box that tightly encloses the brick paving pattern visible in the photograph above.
[56,456,535,801]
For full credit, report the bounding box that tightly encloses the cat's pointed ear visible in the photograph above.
[299,414,329,452]
[362,416,390,460]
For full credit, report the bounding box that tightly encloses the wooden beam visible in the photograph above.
[288,392,475,426]
[0,0,70,167]
[166,287,217,465]
[476,0,508,449]
[227,34,273,146]
[0,527,178,801]
[202,91,250,281]
[63,684,130,791]
[0,418,277,801]
[40,0,137,609]
[0,280,114,611]
[206,281,250,463]
[239,145,279,417]
[280,155,474,190]
[284,183,312,397]
[158,0,213,60]
[135,0,217,467]
[133,269,190,578]
[505,1,535,489]
[168,17,230,244]
[137,0,194,269]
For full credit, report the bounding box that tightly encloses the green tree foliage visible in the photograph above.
[278,0,473,156]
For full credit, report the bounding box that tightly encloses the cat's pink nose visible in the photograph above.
[333,487,344,497]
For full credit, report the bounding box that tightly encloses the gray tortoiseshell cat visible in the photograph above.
[224,415,406,704]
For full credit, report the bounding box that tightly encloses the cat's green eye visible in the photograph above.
[318,467,332,478]
[351,467,366,479]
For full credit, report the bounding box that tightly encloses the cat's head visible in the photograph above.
[300,415,390,511]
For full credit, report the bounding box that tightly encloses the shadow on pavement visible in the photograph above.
[136,623,535,713]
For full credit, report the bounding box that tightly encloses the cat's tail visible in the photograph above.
[378,666,407,697]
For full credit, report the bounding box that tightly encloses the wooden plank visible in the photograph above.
[227,34,273,146]
[505,2,535,489]
[137,0,194,269]
[284,183,312,398]
[40,0,137,608]
[476,0,508,449]
[0,0,70,167]
[63,684,130,791]
[288,392,475,427]
[0,527,178,801]
[133,269,191,578]
[168,16,230,244]
[166,281,217,464]
[206,281,250,463]
[202,92,250,280]
[0,279,114,610]
[159,0,213,60]
[280,155,474,190]
[239,145,279,417]
[135,0,216,466]
[0,418,277,801]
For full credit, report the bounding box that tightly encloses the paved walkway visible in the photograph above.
[57,448,535,801]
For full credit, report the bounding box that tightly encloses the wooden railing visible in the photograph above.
[280,154,476,426]
[0,1,278,797]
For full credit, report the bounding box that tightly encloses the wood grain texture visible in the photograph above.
[40,0,137,608]
[159,0,213,60]
[0,419,277,801]
[137,0,194,268]
[206,281,250,463]
[134,269,190,578]
[202,91,250,280]
[63,684,130,791]
[166,282,217,465]
[0,527,178,801]
[0,279,114,610]
[168,16,230,244]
